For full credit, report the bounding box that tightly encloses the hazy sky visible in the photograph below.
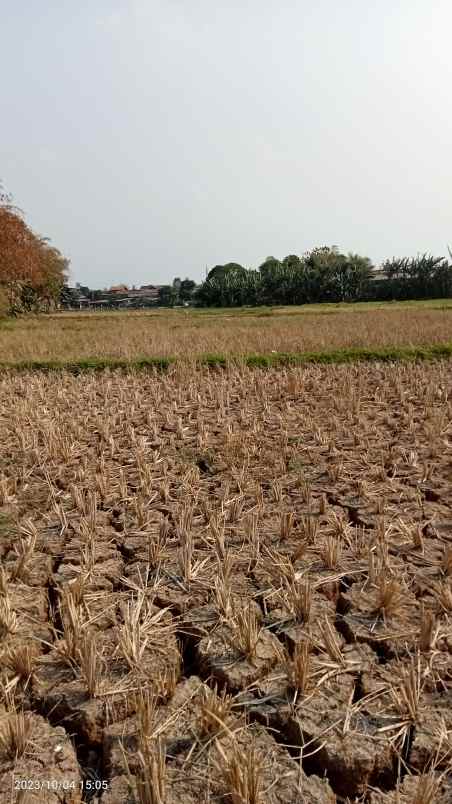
[2,1,452,287]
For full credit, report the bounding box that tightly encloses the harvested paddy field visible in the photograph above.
[1,360,452,802]
[1,301,452,364]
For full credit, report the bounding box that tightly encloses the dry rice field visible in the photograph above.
[1,360,452,802]
[1,303,452,362]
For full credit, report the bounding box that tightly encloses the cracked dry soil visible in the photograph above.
[0,360,452,802]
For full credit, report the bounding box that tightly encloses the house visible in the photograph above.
[108,284,129,294]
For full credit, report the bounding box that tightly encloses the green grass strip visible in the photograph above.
[242,343,452,367]
[1,343,452,373]
[0,357,173,374]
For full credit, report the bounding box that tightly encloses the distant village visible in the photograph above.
[61,278,198,310]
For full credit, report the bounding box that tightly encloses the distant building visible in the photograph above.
[109,284,129,293]
[61,282,171,310]
[60,286,90,309]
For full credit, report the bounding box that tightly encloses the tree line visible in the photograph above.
[194,247,452,307]
[0,185,68,315]
[73,248,452,311]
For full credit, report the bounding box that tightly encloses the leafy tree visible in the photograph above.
[0,187,69,313]
[382,254,452,300]
[258,257,284,304]
[179,278,196,302]
[158,285,177,306]
[194,277,220,307]
[301,246,341,302]
[33,241,68,308]
[0,184,68,314]
[196,247,377,308]
[205,265,225,282]
[282,254,301,270]
[196,263,249,307]
[60,285,81,308]
[329,253,373,302]
[207,263,247,283]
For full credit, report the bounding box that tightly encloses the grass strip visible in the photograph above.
[1,343,452,373]
[0,357,173,373]
[242,343,452,367]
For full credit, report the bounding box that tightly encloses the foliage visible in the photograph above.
[196,264,260,307]
[206,263,247,282]
[195,247,452,308]
[380,254,452,300]
[195,247,376,307]
[60,285,81,308]
[158,285,178,307]
[179,278,196,302]
[156,277,197,307]
[0,183,68,315]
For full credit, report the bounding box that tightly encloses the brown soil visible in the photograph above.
[339,578,422,658]
[1,362,452,800]
[368,772,452,803]
[0,712,82,803]
[34,611,180,745]
[101,678,337,803]
[196,624,281,691]
[241,646,395,798]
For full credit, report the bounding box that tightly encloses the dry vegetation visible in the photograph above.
[0,359,452,802]
[1,303,452,363]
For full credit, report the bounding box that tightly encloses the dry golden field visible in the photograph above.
[1,302,452,363]
[1,360,452,801]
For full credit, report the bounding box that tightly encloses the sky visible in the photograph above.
[2,0,452,287]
